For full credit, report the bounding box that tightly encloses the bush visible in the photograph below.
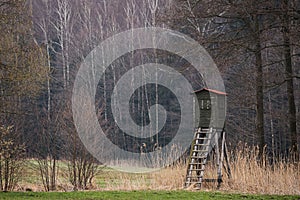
[0,125,26,191]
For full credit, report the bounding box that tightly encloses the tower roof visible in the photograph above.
[192,88,226,95]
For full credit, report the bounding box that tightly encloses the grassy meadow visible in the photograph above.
[0,191,299,200]
[1,146,299,199]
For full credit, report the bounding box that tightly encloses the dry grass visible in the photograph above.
[94,145,299,195]
[16,146,300,195]
[220,146,300,195]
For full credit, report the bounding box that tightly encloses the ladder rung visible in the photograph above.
[195,138,211,140]
[198,128,210,131]
[193,144,210,146]
[191,150,208,152]
[198,128,212,131]
[188,167,205,170]
[187,169,205,171]
[189,162,206,165]
[190,156,206,159]
[185,175,203,178]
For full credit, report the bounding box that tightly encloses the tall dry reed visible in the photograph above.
[98,145,299,195]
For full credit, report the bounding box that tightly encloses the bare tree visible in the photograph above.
[32,0,59,191]
[0,126,25,191]
[281,0,298,154]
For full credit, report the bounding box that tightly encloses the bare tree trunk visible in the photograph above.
[55,0,72,88]
[4,160,9,191]
[148,0,159,146]
[282,0,298,154]
[254,14,265,159]
[50,158,56,191]
[0,156,2,190]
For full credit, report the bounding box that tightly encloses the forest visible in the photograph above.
[0,0,299,194]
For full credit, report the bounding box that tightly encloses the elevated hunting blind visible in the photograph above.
[185,88,230,189]
[193,88,226,129]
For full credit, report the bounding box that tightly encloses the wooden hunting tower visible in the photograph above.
[185,88,230,189]
[193,88,226,129]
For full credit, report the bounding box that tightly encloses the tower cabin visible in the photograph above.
[193,88,226,129]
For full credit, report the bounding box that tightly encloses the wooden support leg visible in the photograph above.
[221,131,232,179]
[215,131,222,189]
[224,140,232,179]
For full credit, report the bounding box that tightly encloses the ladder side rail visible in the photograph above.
[185,128,201,186]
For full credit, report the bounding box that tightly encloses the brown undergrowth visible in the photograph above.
[17,145,300,195]
[99,145,299,195]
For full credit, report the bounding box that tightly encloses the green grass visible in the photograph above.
[0,191,298,200]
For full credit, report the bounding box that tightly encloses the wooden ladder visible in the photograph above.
[184,127,215,189]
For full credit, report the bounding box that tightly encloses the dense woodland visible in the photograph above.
[0,0,299,191]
